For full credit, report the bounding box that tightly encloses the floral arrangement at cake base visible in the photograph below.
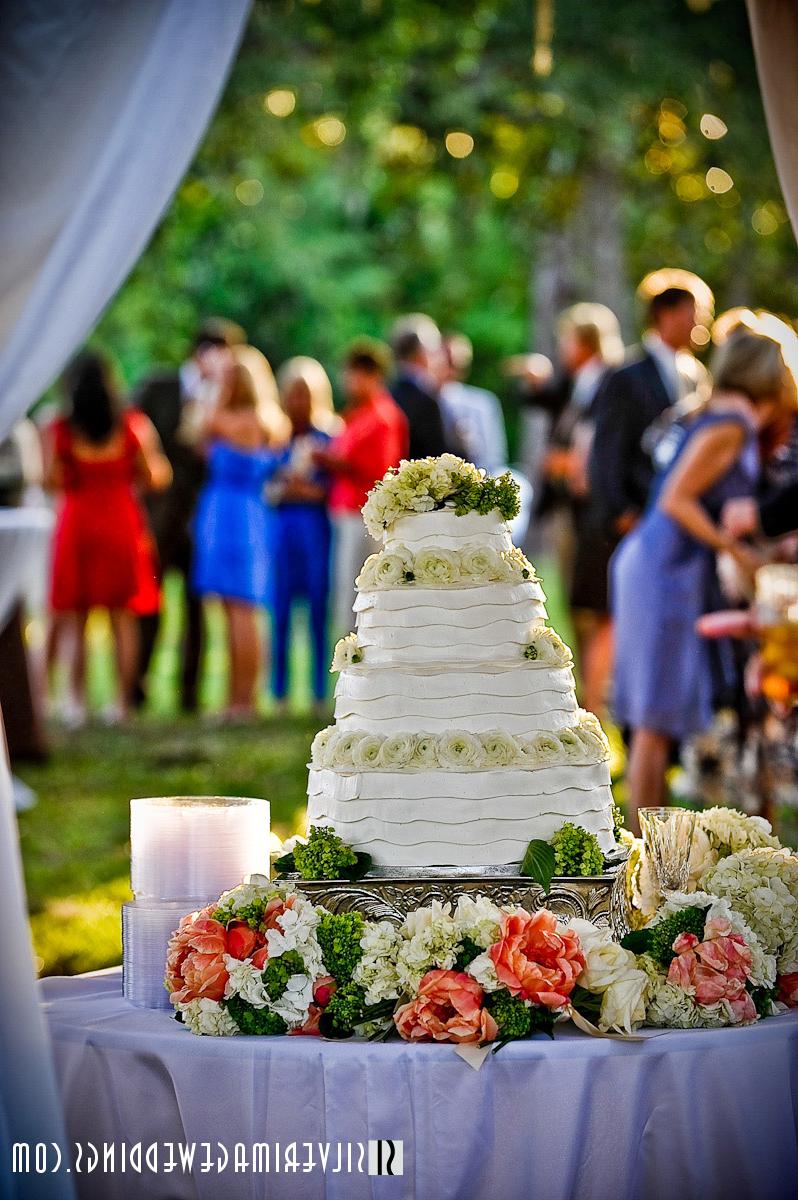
[165,880,652,1042]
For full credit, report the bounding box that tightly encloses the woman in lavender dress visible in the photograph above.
[611,327,794,832]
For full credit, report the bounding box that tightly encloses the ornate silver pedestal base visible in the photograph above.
[290,857,629,938]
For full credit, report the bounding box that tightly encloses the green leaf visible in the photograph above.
[620,928,652,955]
[273,852,296,877]
[519,839,556,894]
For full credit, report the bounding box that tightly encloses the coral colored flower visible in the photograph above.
[488,910,584,1009]
[778,972,798,1007]
[165,909,231,1005]
[312,975,337,1008]
[290,1004,323,1036]
[250,946,269,970]
[226,922,258,961]
[667,917,755,1018]
[394,969,498,1044]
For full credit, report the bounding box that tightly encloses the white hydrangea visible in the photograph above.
[330,633,363,672]
[353,920,402,1004]
[701,848,798,958]
[395,901,461,994]
[778,928,798,975]
[454,894,502,948]
[181,998,241,1037]
[697,808,780,856]
[223,956,269,1008]
[265,896,324,978]
[268,973,316,1029]
[465,951,502,993]
[645,980,705,1029]
[215,877,281,914]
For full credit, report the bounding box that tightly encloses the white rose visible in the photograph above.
[599,971,649,1034]
[378,733,418,768]
[310,726,335,767]
[437,730,484,769]
[519,732,562,766]
[525,627,572,667]
[374,552,411,587]
[331,633,363,672]
[327,730,365,769]
[356,554,381,590]
[465,951,502,992]
[575,934,640,993]
[501,547,535,582]
[558,728,586,762]
[352,733,384,769]
[479,730,521,767]
[414,548,461,586]
[410,735,439,768]
[460,544,502,581]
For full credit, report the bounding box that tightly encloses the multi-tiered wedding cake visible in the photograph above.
[307,456,617,870]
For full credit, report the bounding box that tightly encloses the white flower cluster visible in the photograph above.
[181,997,241,1038]
[330,633,363,672]
[697,807,780,856]
[523,627,574,668]
[568,918,649,1034]
[353,896,505,1001]
[361,455,487,539]
[310,714,609,773]
[356,543,536,591]
[700,848,798,958]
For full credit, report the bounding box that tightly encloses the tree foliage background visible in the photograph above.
[95,0,798,415]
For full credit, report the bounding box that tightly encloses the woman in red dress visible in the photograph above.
[45,352,171,721]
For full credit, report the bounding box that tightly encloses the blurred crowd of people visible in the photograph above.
[3,271,798,835]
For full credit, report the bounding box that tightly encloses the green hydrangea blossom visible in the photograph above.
[551,823,604,876]
[321,982,368,1037]
[223,996,288,1036]
[263,949,305,1000]
[294,826,359,880]
[453,936,483,971]
[316,911,365,984]
[485,990,533,1039]
[647,906,707,968]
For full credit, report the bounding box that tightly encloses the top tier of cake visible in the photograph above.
[383,508,514,555]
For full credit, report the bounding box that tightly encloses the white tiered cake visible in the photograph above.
[307,459,617,869]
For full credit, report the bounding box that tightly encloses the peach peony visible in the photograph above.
[394,969,498,1044]
[488,909,584,1009]
[165,908,231,1005]
[667,917,755,1020]
[226,922,260,962]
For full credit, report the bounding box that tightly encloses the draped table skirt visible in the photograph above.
[40,970,798,1200]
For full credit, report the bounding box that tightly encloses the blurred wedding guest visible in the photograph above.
[268,358,339,713]
[192,359,279,720]
[45,352,171,723]
[590,277,708,541]
[132,317,245,711]
[440,333,508,473]
[317,339,408,631]
[389,314,452,460]
[545,304,625,715]
[612,327,794,833]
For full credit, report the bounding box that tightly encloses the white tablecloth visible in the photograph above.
[39,970,798,1200]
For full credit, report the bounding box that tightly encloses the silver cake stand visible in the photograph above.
[283,848,630,938]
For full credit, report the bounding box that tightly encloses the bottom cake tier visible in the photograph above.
[307,763,617,867]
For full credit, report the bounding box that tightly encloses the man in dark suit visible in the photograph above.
[589,286,700,539]
[389,314,462,460]
[132,318,244,710]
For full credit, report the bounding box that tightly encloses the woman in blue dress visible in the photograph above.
[193,361,282,718]
[611,326,794,832]
[268,358,340,713]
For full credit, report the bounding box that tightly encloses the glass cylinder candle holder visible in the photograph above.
[639,806,696,893]
[130,796,270,902]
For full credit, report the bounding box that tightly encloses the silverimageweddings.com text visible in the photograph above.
[11,1139,404,1177]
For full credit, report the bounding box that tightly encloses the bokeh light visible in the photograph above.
[235,179,264,206]
[490,166,519,199]
[445,130,475,159]
[675,174,705,202]
[700,113,727,140]
[752,205,780,236]
[706,166,733,194]
[691,324,711,347]
[314,115,346,147]
[264,89,296,117]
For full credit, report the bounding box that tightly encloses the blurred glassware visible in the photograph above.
[639,806,696,892]
[756,564,798,709]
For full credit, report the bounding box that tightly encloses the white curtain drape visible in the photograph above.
[746,0,798,244]
[0,3,249,1195]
